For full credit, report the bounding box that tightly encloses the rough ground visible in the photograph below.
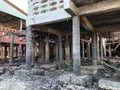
[0,58,119,90]
[0,69,96,90]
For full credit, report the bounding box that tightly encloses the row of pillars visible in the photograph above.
[26,16,110,75]
[31,34,71,64]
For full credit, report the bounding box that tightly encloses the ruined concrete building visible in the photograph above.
[26,0,120,75]
[0,0,27,63]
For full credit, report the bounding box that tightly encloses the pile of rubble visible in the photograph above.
[0,58,119,90]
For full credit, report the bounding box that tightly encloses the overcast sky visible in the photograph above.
[8,0,28,13]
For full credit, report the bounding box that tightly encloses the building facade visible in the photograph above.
[26,0,120,75]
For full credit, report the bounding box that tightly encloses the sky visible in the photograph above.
[8,0,28,13]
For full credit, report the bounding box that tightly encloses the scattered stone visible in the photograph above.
[57,74,93,86]
[19,65,26,69]
[98,78,120,90]
[0,67,5,74]
[40,64,56,71]
[29,69,45,75]
[14,69,30,76]
[67,85,85,90]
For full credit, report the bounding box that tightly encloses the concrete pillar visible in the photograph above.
[32,41,35,64]
[97,34,100,62]
[18,19,23,58]
[26,26,32,70]
[55,40,59,60]
[59,36,63,61]
[18,44,22,58]
[65,36,70,60]
[45,36,49,62]
[72,16,81,75]
[92,32,97,73]
[41,40,45,61]
[102,38,107,57]
[87,42,91,57]
[82,40,85,58]
[4,46,7,58]
[9,33,14,65]
[100,37,103,59]
[20,19,23,31]
[108,44,112,57]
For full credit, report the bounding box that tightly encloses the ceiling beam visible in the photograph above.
[78,0,120,16]
[81,16,94,31]
[64,0,78,16]
[96,24,120,32]
[33,26,62,37]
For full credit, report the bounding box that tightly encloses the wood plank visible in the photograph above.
[79,0,120,16]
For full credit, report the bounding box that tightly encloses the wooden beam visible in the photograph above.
[81,16,94,31]
[79,0,120,16]
[64,0,78,16]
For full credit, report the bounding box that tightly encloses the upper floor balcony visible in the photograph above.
[27,0,78,26]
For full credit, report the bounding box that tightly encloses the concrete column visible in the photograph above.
[26,26,32,70]
[72,16,81,75]
[4,46,7,58]
[100,37,103,59]
[55,40,59,60]
[82,40,85,58]
[9,33,14,65]
[102,38,107,57]
[97,34,100,62]
[41,40,45,61]
[18,44,22,58]
[108,44,112,57]
[59,36,63,61]
[20,19,23,31]
[65,36,70,60]
[92,32,97,73]
[87,42,91,57]
[18,19,23,58]
[32,41,35,64]
[45,36,49,62]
